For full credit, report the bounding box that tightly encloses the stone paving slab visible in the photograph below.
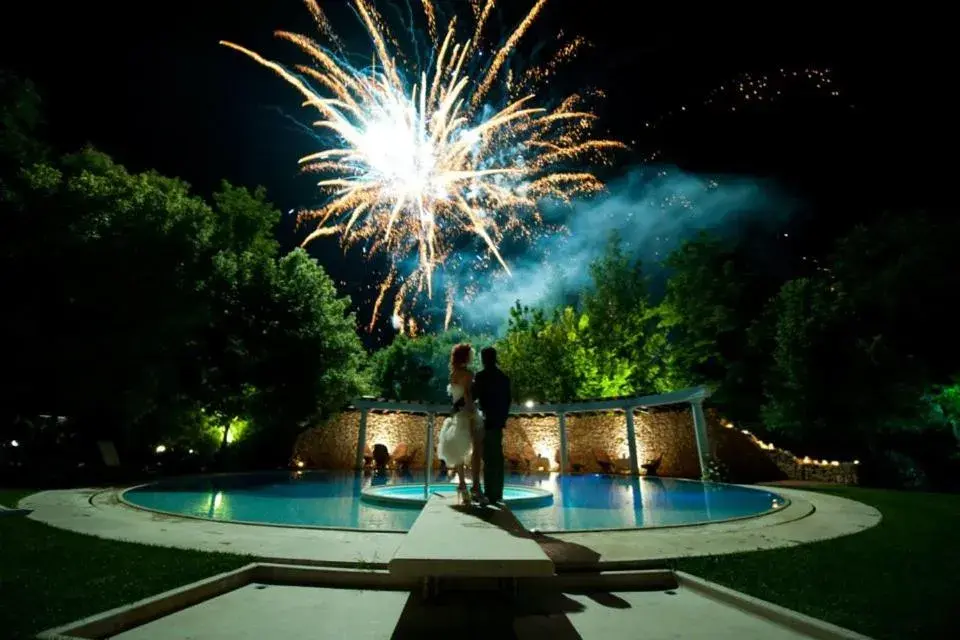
[72,582,869,640]
[38,563,873,640]
[111,584,409,640]
[389,495,555,578]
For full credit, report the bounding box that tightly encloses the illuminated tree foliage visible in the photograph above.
[1,122,366,466]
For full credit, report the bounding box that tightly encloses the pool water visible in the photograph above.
[122,471,787,532]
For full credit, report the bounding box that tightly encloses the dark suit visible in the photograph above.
[473,366,511,501]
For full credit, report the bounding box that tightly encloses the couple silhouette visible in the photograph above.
[437,344,511,505]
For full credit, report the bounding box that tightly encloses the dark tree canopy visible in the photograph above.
[1,100,367,469]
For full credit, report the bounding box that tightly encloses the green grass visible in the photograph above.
[674,486,960,640]
[0,490,249,640]
[0,489,36,508]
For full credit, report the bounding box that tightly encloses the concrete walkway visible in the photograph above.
[18,486,880,567]
[86,583,862,640]
[390,495,555,578]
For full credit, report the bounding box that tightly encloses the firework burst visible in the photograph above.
[222,0,624,332]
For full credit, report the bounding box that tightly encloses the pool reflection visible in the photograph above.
[123,470,787,532]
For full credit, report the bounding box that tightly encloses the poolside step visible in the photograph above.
[388,495,555,579]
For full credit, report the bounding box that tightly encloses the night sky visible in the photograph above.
[1,3,951,345]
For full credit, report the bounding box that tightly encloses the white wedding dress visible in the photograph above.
[437,383,483,465]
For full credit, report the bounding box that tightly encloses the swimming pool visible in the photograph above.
[122,471,787,532]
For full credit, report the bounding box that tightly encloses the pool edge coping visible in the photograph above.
[20,485,881,569]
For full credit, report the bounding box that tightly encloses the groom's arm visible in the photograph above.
[471,373,484,408]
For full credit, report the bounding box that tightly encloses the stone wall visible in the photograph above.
[503,416,561,471]
[292,411,359,469]
[291,406,858,484]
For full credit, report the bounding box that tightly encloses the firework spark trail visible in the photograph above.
[420,0,438,45]
[222,0,624,329]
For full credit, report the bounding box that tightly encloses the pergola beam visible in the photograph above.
[352,385,713,415]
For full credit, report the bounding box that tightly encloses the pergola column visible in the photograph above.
[558,412,569,473]
[354,407,369,470]
[425,413,435,474]
[690,400,710,478]
[624,405,640,475]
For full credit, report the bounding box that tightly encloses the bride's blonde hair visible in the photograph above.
[449,343,472,379]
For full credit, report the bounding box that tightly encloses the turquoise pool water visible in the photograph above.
[122,471,787,532]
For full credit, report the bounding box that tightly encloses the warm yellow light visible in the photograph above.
[854,460,860,465]
[802,456,811,464]
[296,460,305,468]
[741,429,750,435]
[830,460,840,467]
[155,445,167,454]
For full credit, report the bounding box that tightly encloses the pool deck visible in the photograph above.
[39,564,875,640]
[18,485,880,568]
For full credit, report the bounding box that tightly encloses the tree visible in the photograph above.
[241,249,370,465]
[2,148,219,455]
[754,276,851,453]
[369,329,492,402]
[1,106,369,467]
[0,73,47,169]
[581,234,666,393]
[497,302,634,402]
[656,233,779,419]
[756,213,960,461]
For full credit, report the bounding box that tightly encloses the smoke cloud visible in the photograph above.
[453,165,792,331]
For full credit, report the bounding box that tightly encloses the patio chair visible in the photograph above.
[392,443,417,471]
[594,448,618,474]
[566,449,587,473]
[96,440,125,483]
[372,443,390,471]
[521,444,537,472]
[642,453,663,476]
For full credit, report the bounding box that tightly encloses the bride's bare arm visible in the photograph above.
[455,370,476,412]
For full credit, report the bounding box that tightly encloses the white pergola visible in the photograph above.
[351,385,714,477]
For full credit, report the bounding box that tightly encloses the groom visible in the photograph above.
[472,346,511,504]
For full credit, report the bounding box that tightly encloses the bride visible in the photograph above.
[437,343,485,504]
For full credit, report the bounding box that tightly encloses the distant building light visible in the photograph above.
[155,445,167,454]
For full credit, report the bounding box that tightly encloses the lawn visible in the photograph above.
[0,490,249,639]
[674,486,960,640]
